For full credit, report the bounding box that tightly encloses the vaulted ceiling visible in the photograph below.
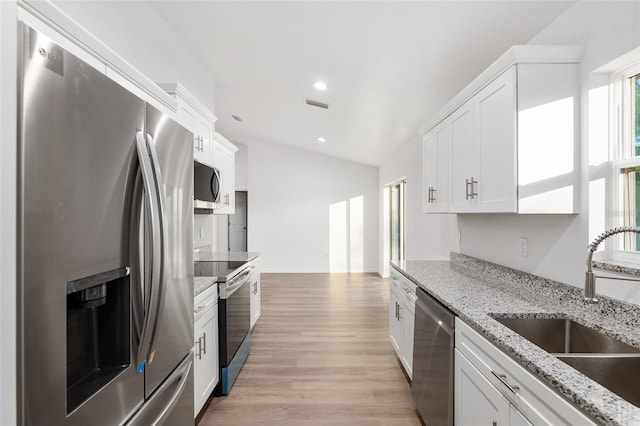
[152,2,574,166]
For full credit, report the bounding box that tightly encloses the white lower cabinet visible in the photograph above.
[455,349,509,426]
[249,257,261,330]
[194,286,219,417]
[389,267,417,379]
[455,319,595,426]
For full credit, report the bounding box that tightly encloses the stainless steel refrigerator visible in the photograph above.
[17,23,194,425]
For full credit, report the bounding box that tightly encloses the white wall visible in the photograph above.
[457,1,640,301]
[378,134,458,276]
[0,2,17,424]
[53,1,216,113]
[235,143,249,191]
[248,138,379,273]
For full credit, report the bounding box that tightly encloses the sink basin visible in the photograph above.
[492,315,640,407]
[558,355,640,407]
[492,316,640,354]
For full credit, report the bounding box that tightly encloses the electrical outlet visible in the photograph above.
[520,237,528,257]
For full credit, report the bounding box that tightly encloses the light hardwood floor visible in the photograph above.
[197,273,422,426]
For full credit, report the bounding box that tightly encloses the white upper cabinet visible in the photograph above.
[439,72,517,213]
[420,45,581,214]
[423,116,450,213]
[212,132,238,215]
[449,100,475,213]
[158,83,217,167]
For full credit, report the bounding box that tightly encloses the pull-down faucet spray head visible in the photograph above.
[585,226,640,303]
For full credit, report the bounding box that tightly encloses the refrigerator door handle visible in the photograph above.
[125,351,193,426]
[145,133,169,359]
[134,131,163,373]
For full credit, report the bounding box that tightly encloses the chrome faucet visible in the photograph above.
[585,226,640,303]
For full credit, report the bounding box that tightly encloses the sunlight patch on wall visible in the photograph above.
[589,85,610,167]
[329,196,365,273]
[329,200,347,272]
[349,196,364,272]
[519,97,574,186]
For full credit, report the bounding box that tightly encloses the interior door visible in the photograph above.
[228,191,248,251]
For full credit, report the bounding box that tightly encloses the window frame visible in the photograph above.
[607,63,640,263]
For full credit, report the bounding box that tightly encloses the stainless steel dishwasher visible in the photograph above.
[412,287,455,425]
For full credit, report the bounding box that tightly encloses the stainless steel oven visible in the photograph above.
[218,267,251,366]
[194,261,251,395]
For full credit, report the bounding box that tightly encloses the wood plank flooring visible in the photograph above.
[197,273,421,426]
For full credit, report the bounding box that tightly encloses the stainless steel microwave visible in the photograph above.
[194,160,221,209]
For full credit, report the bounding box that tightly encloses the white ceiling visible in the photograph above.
[152,1,574,167]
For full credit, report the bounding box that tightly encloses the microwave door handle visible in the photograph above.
[212,168,221,202]
[144,133,169,362]
[134,131,163,373]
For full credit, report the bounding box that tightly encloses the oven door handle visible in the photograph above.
[222,271,250,298]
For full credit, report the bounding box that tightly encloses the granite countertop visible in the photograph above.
[194,276,217,297]
[392,253,640,425]
[194,248,260,263]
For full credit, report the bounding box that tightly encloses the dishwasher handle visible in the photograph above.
[416,288,455,335]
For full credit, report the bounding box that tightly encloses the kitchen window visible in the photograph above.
[610,67,640,261]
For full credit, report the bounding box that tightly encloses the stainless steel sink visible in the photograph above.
[492,315,640,407]
[492,316,640,354]
[557,355,640,407]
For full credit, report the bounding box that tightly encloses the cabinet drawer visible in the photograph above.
[455,319,595,425]
[195,284,218,321]
[390,268,417,309]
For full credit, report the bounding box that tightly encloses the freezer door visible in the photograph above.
[143,105,194,405]
[19,24,145,425]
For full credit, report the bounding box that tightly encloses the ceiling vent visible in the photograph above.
[232,115,243,122]
[305,99,329,110]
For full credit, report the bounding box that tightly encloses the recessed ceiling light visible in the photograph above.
[317,137,326,143]
[314,81,328,91]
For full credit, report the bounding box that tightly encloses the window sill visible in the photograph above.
[592,258,640,277]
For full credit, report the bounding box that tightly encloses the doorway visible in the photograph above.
[389,181,406,263]
[228,191,248,251]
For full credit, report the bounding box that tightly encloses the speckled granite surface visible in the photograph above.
[593,258,640,278]
[194,247,260,263]
[194,277,217,297]
[392,253,640,425]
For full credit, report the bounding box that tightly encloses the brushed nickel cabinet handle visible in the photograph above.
[491,370,519,394]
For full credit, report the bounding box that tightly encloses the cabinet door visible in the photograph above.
[401,302,414,379]
[510,405,533,426]
[423,120,450,213]
[474,67,517,212]
[221,149,235,213]
[195,116,213,166]
[176,104,202,163]
[250,267,261,330]
[449,99,475,213]
[193,307,218,417]
[389,286,402,357]
[455,350,509,426]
